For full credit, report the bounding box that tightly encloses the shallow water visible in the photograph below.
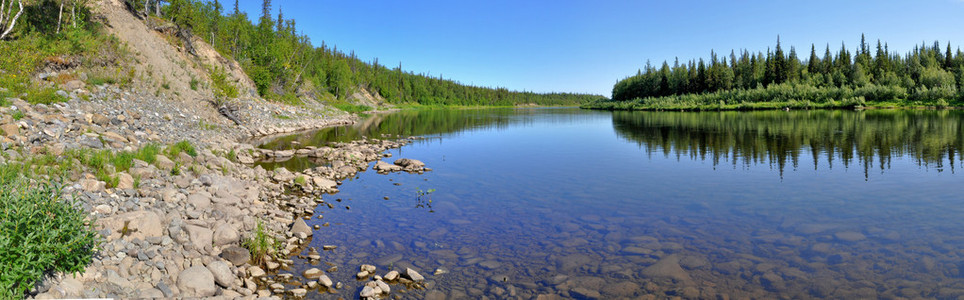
[270,108,964,299]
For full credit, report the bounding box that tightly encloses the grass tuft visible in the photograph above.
[244,220,278,267]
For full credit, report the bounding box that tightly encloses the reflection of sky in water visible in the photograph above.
[281,108,964,299]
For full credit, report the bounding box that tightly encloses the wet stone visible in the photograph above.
[835,231,867,242]
[303,268,323,279]
[383,270,399,281]
[478,260,502,270]
[571,287,601,299]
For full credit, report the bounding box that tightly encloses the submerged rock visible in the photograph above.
[404,268,425,281]
[641,255,691,282]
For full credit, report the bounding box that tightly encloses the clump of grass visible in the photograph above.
[294,175,306,185]
[333,103,373,113]
[86,76,117,86]
[167,140,197,158]
[0,164,100,298]
[135,143,160,164]
[95,168,119,188]
[189,76,200,91]
[11,110,24,120]
[197,120,217,130]
[244,220,279,266]
[170,162,181,176]
[226,148,237,163]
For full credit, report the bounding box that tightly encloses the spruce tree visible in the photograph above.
[808,44,820,74]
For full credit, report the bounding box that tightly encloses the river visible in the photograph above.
[259,108,964,299]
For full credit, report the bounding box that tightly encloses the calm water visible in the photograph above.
[266,108,964,299]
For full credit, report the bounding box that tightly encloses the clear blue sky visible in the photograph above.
[234,0,964,97]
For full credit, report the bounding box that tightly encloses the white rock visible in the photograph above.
[177,266,216,297]
[405,268,424,281]
[359,286,376,298]
[318,275,333,288]
[303,268,323,279]
[383,270,399,281]
[207,261,235,288]
[212,223,240,246]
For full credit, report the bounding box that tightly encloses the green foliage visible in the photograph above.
[0,165,99,298]
[48,144,162,181]
[96,168,119,188]
[611,36,964,109]
[333,103,373,113]
[168,140,198,158]
[226,148,237,163]
[189,76,200,90]
[11,110,24,120]
[244,219,278,266]
[171,162,182,176]
[163,0,602,106]
[136,143,161,164]
[0,0,112,105]
[208,65,238,100]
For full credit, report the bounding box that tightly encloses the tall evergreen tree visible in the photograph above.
[808,44,820,74]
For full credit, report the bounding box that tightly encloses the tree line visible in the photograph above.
[610,35,964,107]
[134,0,602,106]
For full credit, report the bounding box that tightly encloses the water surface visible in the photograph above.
[272,108,964,299]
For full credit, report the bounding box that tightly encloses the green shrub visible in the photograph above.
[209,65,238,100]
[0,165,99,298]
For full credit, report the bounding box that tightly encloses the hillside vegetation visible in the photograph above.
[135,0,603,107]
[586,35,964,110]
[0,0,127,106]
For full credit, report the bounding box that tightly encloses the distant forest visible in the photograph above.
[138,0,603,106]
[592,35,964,110]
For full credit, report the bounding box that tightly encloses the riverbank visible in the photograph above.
[0,81,433,298]
[581,97,962,111]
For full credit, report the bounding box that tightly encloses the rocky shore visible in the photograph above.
[0,86,428,299]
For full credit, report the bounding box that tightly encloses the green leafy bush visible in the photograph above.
[0,165,99,298]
